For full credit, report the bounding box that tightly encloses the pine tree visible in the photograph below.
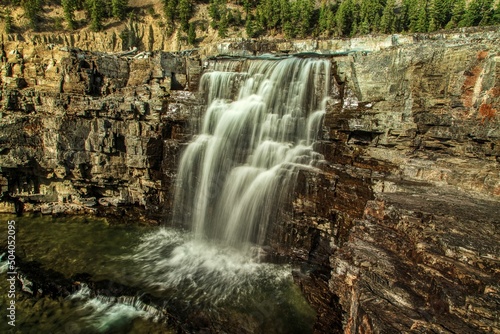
[62,0,76,30]
[432,0,453,28]
[233,10,243,26]
[358,17,370,34]
[288,0,301,37]
[461,0,495,27]
[335,0,356,36]
[218,11,228,37]
[326,4,337,34]
[428,17,437,32]
[5,9,13,34]
[350,20,358,36]
[209,0,221,28]
[245,14,255,37]
[445,0,466,28]
[242,0,251,15]
[405,0,421,32]
[188,22,196,44]
[208,0,220,21]
[294,0,314,37]
[358,0,384,34]
[415,2,429,32]
[22,0,43,31]
[279,0,291,34]
[163,0,178,24]
[177,0,192,32]
[279,0,295,37]
[90,0,104,31]
[478,0,495,26]
[262,0,281,30]
[318,2,331,35]
[493,2,500,24]
[427,1,437,31]
[380,0,397,33]
[112,0,128,20]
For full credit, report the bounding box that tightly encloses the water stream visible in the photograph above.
[175,56,330,247]
[1,56,330,333]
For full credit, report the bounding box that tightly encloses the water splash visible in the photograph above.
[174,57,331,248]
[129,228,292,306]
[125,228,315,332]
[68,284,166,332]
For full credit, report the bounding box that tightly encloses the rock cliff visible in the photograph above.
[1,28,499,333]
[267,30,500,333]
[0,44,202,221]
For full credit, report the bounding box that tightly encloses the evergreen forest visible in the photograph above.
[2,0,500,41]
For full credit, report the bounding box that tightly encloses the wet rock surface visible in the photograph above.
[1,29,500,333]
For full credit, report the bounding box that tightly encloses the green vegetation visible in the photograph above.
[2,0,130,32]
[62,0,77,30]
[85,0,131,31]
[89,0,104,31]
[237,0,500,37]
[188,21,197,44]
[1,0,499,36]
[4,8,13,34]
[120,13,140,49]
[112,0,128,20]
[206,0,500,38]
[22,0,43,31]
[178,0,193,31]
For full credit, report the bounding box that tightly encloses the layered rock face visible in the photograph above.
[0,45,201,220]
[266,32,500,333]
[1,29,499,333]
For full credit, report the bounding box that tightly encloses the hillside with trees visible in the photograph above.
[1,0,499,45]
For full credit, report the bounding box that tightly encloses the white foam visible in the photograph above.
[127,229,291,305]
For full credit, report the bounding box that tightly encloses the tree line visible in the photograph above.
[2,0,500,39]
[222,0,500,38]
[161,0,500,40]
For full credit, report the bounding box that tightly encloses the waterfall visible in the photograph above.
[174,56,331,248]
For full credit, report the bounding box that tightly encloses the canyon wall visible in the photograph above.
[267,31,500,333]
[1,28,499,333]
[0,44,202,221]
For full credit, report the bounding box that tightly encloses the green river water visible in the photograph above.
[0,214,315,334]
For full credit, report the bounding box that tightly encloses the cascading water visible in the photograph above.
[0,57,330,334]
[174,56,331,248]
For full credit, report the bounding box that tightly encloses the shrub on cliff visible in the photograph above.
[22,0,43,31]
[112,0,128,20]
[62,0,76,30]
[4,9,14,34]
[89,0,104,31]
[188,22,196,45]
